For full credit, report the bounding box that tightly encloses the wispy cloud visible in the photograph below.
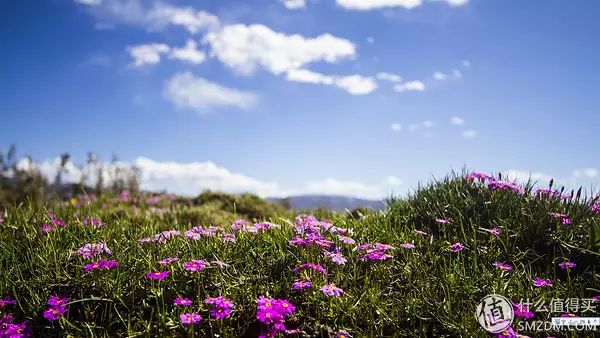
[286,69,377,95]
[164,72,257,112]
[450,116,465,125]
[204,24,356,75]
[462,129,477,139]
[281,0,306,9]
[394,80,426,92]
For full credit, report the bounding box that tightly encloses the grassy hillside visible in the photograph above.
[0,173,599,337]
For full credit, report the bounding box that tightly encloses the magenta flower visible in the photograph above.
[593,295,600,302]
[450,242,465,252]
[360,250,393,261]
[174,297,192,307]
[492,261,513,271]
[83,259,119,271]
[205,296,234,319]
[43,306,68,321]
[0,296,16,309]
[488,227,501,236]
[256,297,296,331]
[488,181,524,194]
[338,235,355,244]
[158,257,179,265]
[399,243,416,249]
[145,271,169,280]
[466,172,493,182]
[220,233,236,243]
[231,219,248,231]
[183,260,209,272]
[550,212,572,225]
[513,302,534,319]
[435,218,450,224]
[83,217,105,228]
[320,284,344,297]
[1,320,29,338]
[47,296,69,307]
[292,263,328,275]
[180,313,202,326]
[40,224,56,233]
[292,279,312,290]
[533,277,553,288]
[559,261,576,270]
[335,330,351,338]
[592,203,600,215]
[76,242,112,259]
[324,248,347,265]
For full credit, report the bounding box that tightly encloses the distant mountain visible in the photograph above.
[268,195,385,211]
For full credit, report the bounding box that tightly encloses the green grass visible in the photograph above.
[1,173,599,337]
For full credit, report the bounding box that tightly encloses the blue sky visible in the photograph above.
[1,0,599,198]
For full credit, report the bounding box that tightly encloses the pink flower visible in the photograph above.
[292,263,328,275]
[0,296,16,309]
[450,242,464,252]
[145,271,169,280]
[47,296,69,307]
[321,284,344,297]
[492,261,513,271]
[183,260,209,272]
[180,313,202,326]
[174,297,192,307]
[43,306,68,321]
[513,302,534,319]
[40,224,56,233]
[76,242,112,259]
[533,277,553,288]
[158,257,179,265]
[559,261,576,270]
[205,296,234,319]
[399,243,416,249]
[335,330,351,338]
[338,235,355,244]
[292,279,312,290]
[83,259,119,271]
[435,218,450,224]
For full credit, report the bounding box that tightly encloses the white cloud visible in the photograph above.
[386,176,404,185]
[164,72,257,112]
[450,116,465,125]
[376,72,402,82]
[390,123,402,132]
[286,69,377,95]
[286,69,335,85]
[434,70,462,81]
[436,0,469,7]
[335,75,378,95]
[462,129,477,139]
[17,156,403,199]
[584,168,598,178]
[336,0,423,10]
[204,24,356,75]
[503,170,552,185]
[135,157,280,197]
[573,168,598,179]
[366,37,375,44]
[433,71,447,80]
[82,0,220,33]
[168,40,206,64]
[394,80,425,92]
[462,60,471,67]
[75,0,102,6]
[281,0,306,9]
[127,43,170,67]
